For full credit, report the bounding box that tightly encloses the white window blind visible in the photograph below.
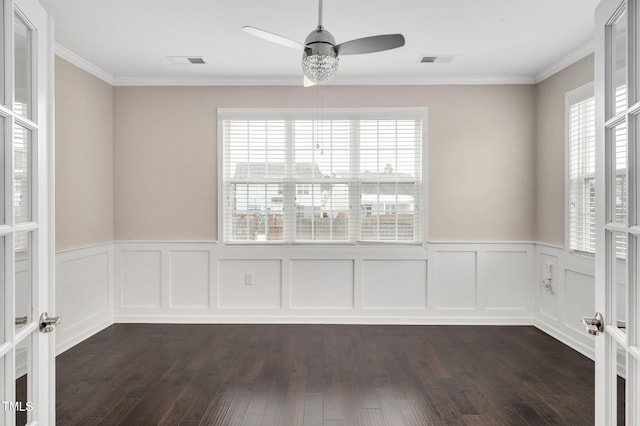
[613,85,628,259]
[567,84,626,258]
[220,109,425,244]
[568,87,595,254]
[14,123,31,253]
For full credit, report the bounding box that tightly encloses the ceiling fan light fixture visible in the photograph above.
[244,0,404,86]
[302,53,339,84]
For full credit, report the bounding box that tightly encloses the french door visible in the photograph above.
[594,0,640,423]
[0,0,54,425]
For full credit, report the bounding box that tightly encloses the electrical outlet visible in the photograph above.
[244,273,253,285]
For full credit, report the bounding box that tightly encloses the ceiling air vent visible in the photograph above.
[418,55,454,64]
[167,56,206,65]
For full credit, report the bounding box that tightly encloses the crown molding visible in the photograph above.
[57,42,593,88]
[112,74,536,87]
[534,40,594,83]
[55,43,115,85]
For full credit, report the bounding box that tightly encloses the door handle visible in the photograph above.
[15,316,28,326]
[581,312,604,335]
[39,312,61,333]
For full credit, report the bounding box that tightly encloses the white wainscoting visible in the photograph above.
[533,244,597,359]
[427,243,534,321]
[55,242,114,354]
[56,240,607,360]
[113,241,534,325]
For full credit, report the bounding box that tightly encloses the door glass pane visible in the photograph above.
[13,13,31,119]
[610,122,628,225]
[0,236,4,345]
[614,340,626,425]
[13,124,31,224]
[0,116,4,225]
[15,336,32,426]
[635,113,640,227]
[0,2,4,107]
[610,10,627,117]
[611,231,627,334]
[0,355,5,415]
[14,231,31,331]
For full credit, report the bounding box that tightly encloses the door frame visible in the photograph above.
[595,0,640,424]
[0,0,54,424]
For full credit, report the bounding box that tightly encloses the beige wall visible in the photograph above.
[535,54,594,246]
[57,57,595,246]
[114,84,536,241]
[55,57,114,249]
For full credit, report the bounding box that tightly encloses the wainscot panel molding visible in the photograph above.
[55,242,114,355]
[427,243,535,317]
[533,243,596,360]
[113,241,535,325]
[55,240,599,361]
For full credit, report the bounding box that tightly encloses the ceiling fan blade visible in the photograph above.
[336,34,405,55]
[242,26,304,51]
[303,75,317,87]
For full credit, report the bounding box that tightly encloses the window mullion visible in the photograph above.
[414,119,422,241]
[284,120,295,243]
[394,121,399,240]
[376,121,380,240]
[349,119,360,242]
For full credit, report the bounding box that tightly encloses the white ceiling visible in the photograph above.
[39,0,600,85]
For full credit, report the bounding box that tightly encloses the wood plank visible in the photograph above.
[303,392,324,426]
[56,324,598,425]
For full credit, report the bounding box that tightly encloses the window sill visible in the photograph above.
[222,240,425,247]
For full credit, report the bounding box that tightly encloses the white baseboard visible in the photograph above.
[56,313,113,355]
[534,318,594,360]
[114,314,534,325]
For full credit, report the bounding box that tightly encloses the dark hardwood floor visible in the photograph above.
[56,324,598,425]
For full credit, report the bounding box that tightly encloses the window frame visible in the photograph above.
[565,82,595,256]
[217,107,429,246]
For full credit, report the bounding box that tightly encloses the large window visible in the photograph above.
[219,108,426,244]
[567,83,627,257]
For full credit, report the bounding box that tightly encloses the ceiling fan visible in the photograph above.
[242,0,405,87]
